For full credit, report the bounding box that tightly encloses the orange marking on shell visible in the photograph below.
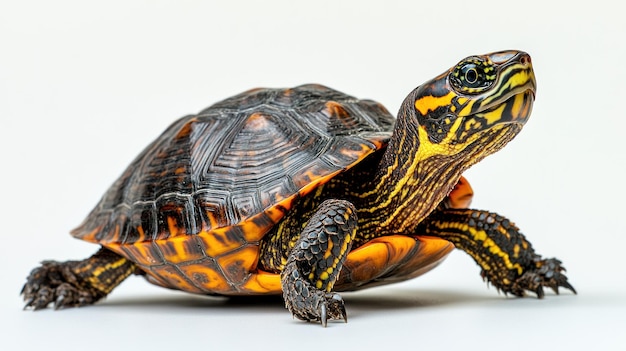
[174,118,197,139]
[76,226,102,243]
[216,245,259,282]
[301,170,348,200]
[339,143,370,160]
[293,166,338,191]
[240,212,275,242]
[413,236,454,258]
[143,269,171,289]
[368,136,388,150]
[167,216,179,236]
[202,209,278,245]
[338,235,453,289]
[296,169,330,185]
[158,236,206,264]
[448,176,474,209]
[245,112,271,131]
[205,210,221,229]
[124,242,163,266]
[136,226,146,241]
[150,264,205,294]
[385,236,454,281]
[324,101,350,119]
[342,236,418,283]
[177,262,231,292]
[264,205,289,224]
[241,270,281,294]
[104,242,124,257]
[109,224,121,243]
[198,227,244,257]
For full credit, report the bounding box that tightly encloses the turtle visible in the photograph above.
[22,50,575,326]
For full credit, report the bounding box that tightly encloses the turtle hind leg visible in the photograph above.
[280,199,358,327]
[22,247,136,310]
[418,208,576,298]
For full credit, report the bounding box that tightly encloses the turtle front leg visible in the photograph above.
[281,199,358,327]
[418,209,576,298]
[22,247,136,310]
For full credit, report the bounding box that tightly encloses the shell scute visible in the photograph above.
[193,189,230,230]
[198,227,247,258]
[154,193,199,239]
[128,201,157,242]
[217,245,260,284]
[121,241,165,266]
[158,236,207,264]
[149,264,206,294]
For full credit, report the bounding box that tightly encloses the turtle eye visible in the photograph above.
[450,59,495,94]
[463,65,479,86]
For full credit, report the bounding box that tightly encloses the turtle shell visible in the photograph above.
[72,84,396,294]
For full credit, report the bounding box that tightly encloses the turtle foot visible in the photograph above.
[22,260,103,310]
[279,199,356,326]
[282,266,347,327]
[487,257,576,298]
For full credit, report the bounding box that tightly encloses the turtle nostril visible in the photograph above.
[519,54,531,66]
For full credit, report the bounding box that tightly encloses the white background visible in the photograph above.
[1,1,624,349]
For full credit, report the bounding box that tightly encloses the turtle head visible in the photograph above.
[404,50,536,163]
[369,51,536,233]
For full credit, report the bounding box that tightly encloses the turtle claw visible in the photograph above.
[22,297,35,311]
[282,265,349,327]
[319,293,347,327]
[54,294,66,310]
[339,300,348,323]
[509,257,576,298]
[284,288,348,327]
[53,283,79,310]
[332,293,348,323]
[559,280,577,295]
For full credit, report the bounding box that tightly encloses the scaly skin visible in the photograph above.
[417,209,576,297]
[281,199,357,326]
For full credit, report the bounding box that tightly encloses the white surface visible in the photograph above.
[1,0,624,349]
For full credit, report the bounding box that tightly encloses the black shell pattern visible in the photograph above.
[72,84,395,245]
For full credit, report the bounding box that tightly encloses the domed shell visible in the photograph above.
[72,84,394,248]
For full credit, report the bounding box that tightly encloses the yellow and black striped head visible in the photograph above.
[406,50,536,160]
